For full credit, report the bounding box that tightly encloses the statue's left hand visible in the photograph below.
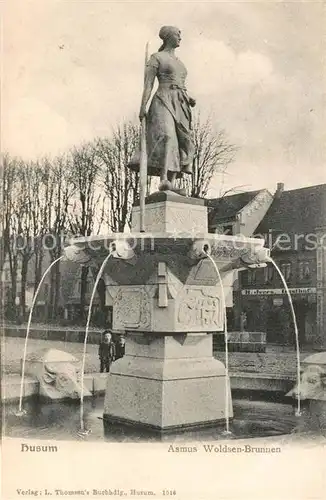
[189,97,196,107]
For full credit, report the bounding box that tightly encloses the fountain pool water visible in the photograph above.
[3,394,300,442]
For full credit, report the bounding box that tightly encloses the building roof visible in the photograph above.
[207,190,261,225]
[255,184,326,236]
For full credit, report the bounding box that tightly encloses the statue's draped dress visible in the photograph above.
[145,51,194,177]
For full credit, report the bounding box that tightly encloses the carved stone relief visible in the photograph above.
[177,287,222,330]
[113,287,151,330]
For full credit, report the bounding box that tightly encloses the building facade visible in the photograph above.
[1,250,108,325]
[316,225,326,347]
[209,183,326,349]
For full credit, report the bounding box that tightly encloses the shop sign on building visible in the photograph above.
[241,287,317,296]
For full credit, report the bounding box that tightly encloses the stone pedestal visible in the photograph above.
[63,188,269,432]
[91,193,269,431]
[104,333,233,431]
[131,190,208,233]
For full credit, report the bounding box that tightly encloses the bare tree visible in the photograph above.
[69,143,102,320]
[32,158,53,296]
[15,161,37,317]
[95,122,140,232]
[3,157,58,319]
[2,155,21,318]
[177,113,237,198]
[43,154,76,319]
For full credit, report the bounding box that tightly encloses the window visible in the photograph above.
[242,269,258,286]
[241,270,249,286]
[280,262,291,281]
[299,261,310,280]
[264,265,274,283]
[77,280,92,294]
[247,268,257,285]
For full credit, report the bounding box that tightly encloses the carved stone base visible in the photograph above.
[131,191,207,233]
[103,333,233,430]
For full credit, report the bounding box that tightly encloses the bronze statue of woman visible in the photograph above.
[130,26,196,192]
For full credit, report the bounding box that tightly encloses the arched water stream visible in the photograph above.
[268,258,302,416]
[16,256,64,416]
[78,251,112,435]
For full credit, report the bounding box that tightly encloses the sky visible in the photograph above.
[2,0,326,196]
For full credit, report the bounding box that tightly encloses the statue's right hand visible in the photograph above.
[139,108,146,121]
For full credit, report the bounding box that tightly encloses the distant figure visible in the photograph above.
[115,336,126,360]
[99,331,116,373]
[240,312,247,332]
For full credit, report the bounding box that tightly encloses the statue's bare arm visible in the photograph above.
[139,65,157,121]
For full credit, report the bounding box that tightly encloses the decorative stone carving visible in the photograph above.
[131,201,207,233]
[177,287,222,330]
[24,348,91,400]
[113,287,151,330]
[210,240,247,260]
[286,356,326,401]
[209,238,266,263]
[165,204,207,233]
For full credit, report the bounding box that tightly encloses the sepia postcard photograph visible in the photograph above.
[1,0,326,499]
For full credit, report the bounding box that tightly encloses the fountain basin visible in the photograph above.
[68,232,268,266]
[2,395,299,442]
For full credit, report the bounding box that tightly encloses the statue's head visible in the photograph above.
[286,364,326,401]
[158,26,181,51]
